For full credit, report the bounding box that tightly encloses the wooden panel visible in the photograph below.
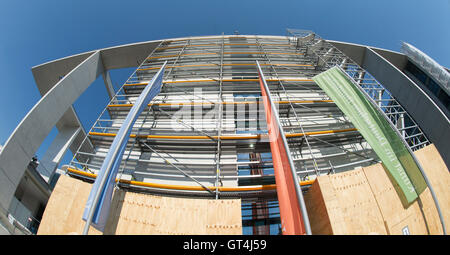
[369,144,449,235]
[304,169,387,235]
[414,144,450,234]
[106,192,242,235]
[38,175,242,235]
[304,144,449,235]
[362,163,429,234]
[206,199,242,235]
[327,169,387,234]
[304,176,333,234]
[37,175,101,235]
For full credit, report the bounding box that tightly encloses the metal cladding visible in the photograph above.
[401,42,450,95]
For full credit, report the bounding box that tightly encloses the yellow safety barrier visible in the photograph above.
[124,78,314,86]
[156,43,293,50]
[137,63,312,71]
[147,51,304,60]
[88,128,358,140]
[66,167,315,192]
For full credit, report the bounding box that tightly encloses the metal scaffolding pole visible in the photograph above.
[215,34,225,199]
[256,37,320,176]
[139,141,215,195]
[292,30,429,150]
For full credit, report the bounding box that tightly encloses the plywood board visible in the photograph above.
[305,169,387,235]
[38,175,242,235]
[304,144,449,235]
[303,176,333,235]
[37,175,101,235]
[414,144,450,234]
[328,169,387,234]
[362,163,429,234]
[366,144,449,235]
[206,199,242,235]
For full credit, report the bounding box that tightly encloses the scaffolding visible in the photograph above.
[67,33,392,235]
[286,29,430,150]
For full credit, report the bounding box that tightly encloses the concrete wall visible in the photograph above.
[0,51,103,226]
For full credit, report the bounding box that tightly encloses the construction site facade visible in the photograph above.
[0,30,449,235]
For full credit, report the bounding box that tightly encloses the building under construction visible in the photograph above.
[0,29,449,235]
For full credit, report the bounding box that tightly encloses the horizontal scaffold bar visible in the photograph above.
[147,52,304,59]
[166,36,289,42]
[124,78,314,87]
[88,128,358,140]
[137,63,313,71]
[107,100,333,108]
[66,167,315,192]
[157,43,292,50]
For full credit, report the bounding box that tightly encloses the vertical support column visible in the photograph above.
[37,127,81,182]
[215,35,225,199]
[378,89,383,108]
[399,113,406,138]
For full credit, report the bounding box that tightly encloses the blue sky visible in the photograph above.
[0,0,449,164]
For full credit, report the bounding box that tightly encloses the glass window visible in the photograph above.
[405,61,449,113]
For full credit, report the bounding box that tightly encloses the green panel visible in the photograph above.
[312,66,427,204]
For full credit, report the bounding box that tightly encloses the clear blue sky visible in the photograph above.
[0,0,449,164]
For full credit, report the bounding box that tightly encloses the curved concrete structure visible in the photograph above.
[0,34,448,234]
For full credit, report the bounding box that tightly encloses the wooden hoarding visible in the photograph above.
[38,175,242,235]
[304,144,449,235]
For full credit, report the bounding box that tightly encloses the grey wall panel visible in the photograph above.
[362,47,450,167]
[329,40,409,71]
[37,126,81,180]
[370,48,408,71]
[99,41,159,70]
[32,52,95,96]
[328,41,366,66]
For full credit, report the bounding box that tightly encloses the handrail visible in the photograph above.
[107,100,333,108]
[156,43,292,50]
[137,63,312,71]
[147,52,304,59]
[124,78,314,86]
